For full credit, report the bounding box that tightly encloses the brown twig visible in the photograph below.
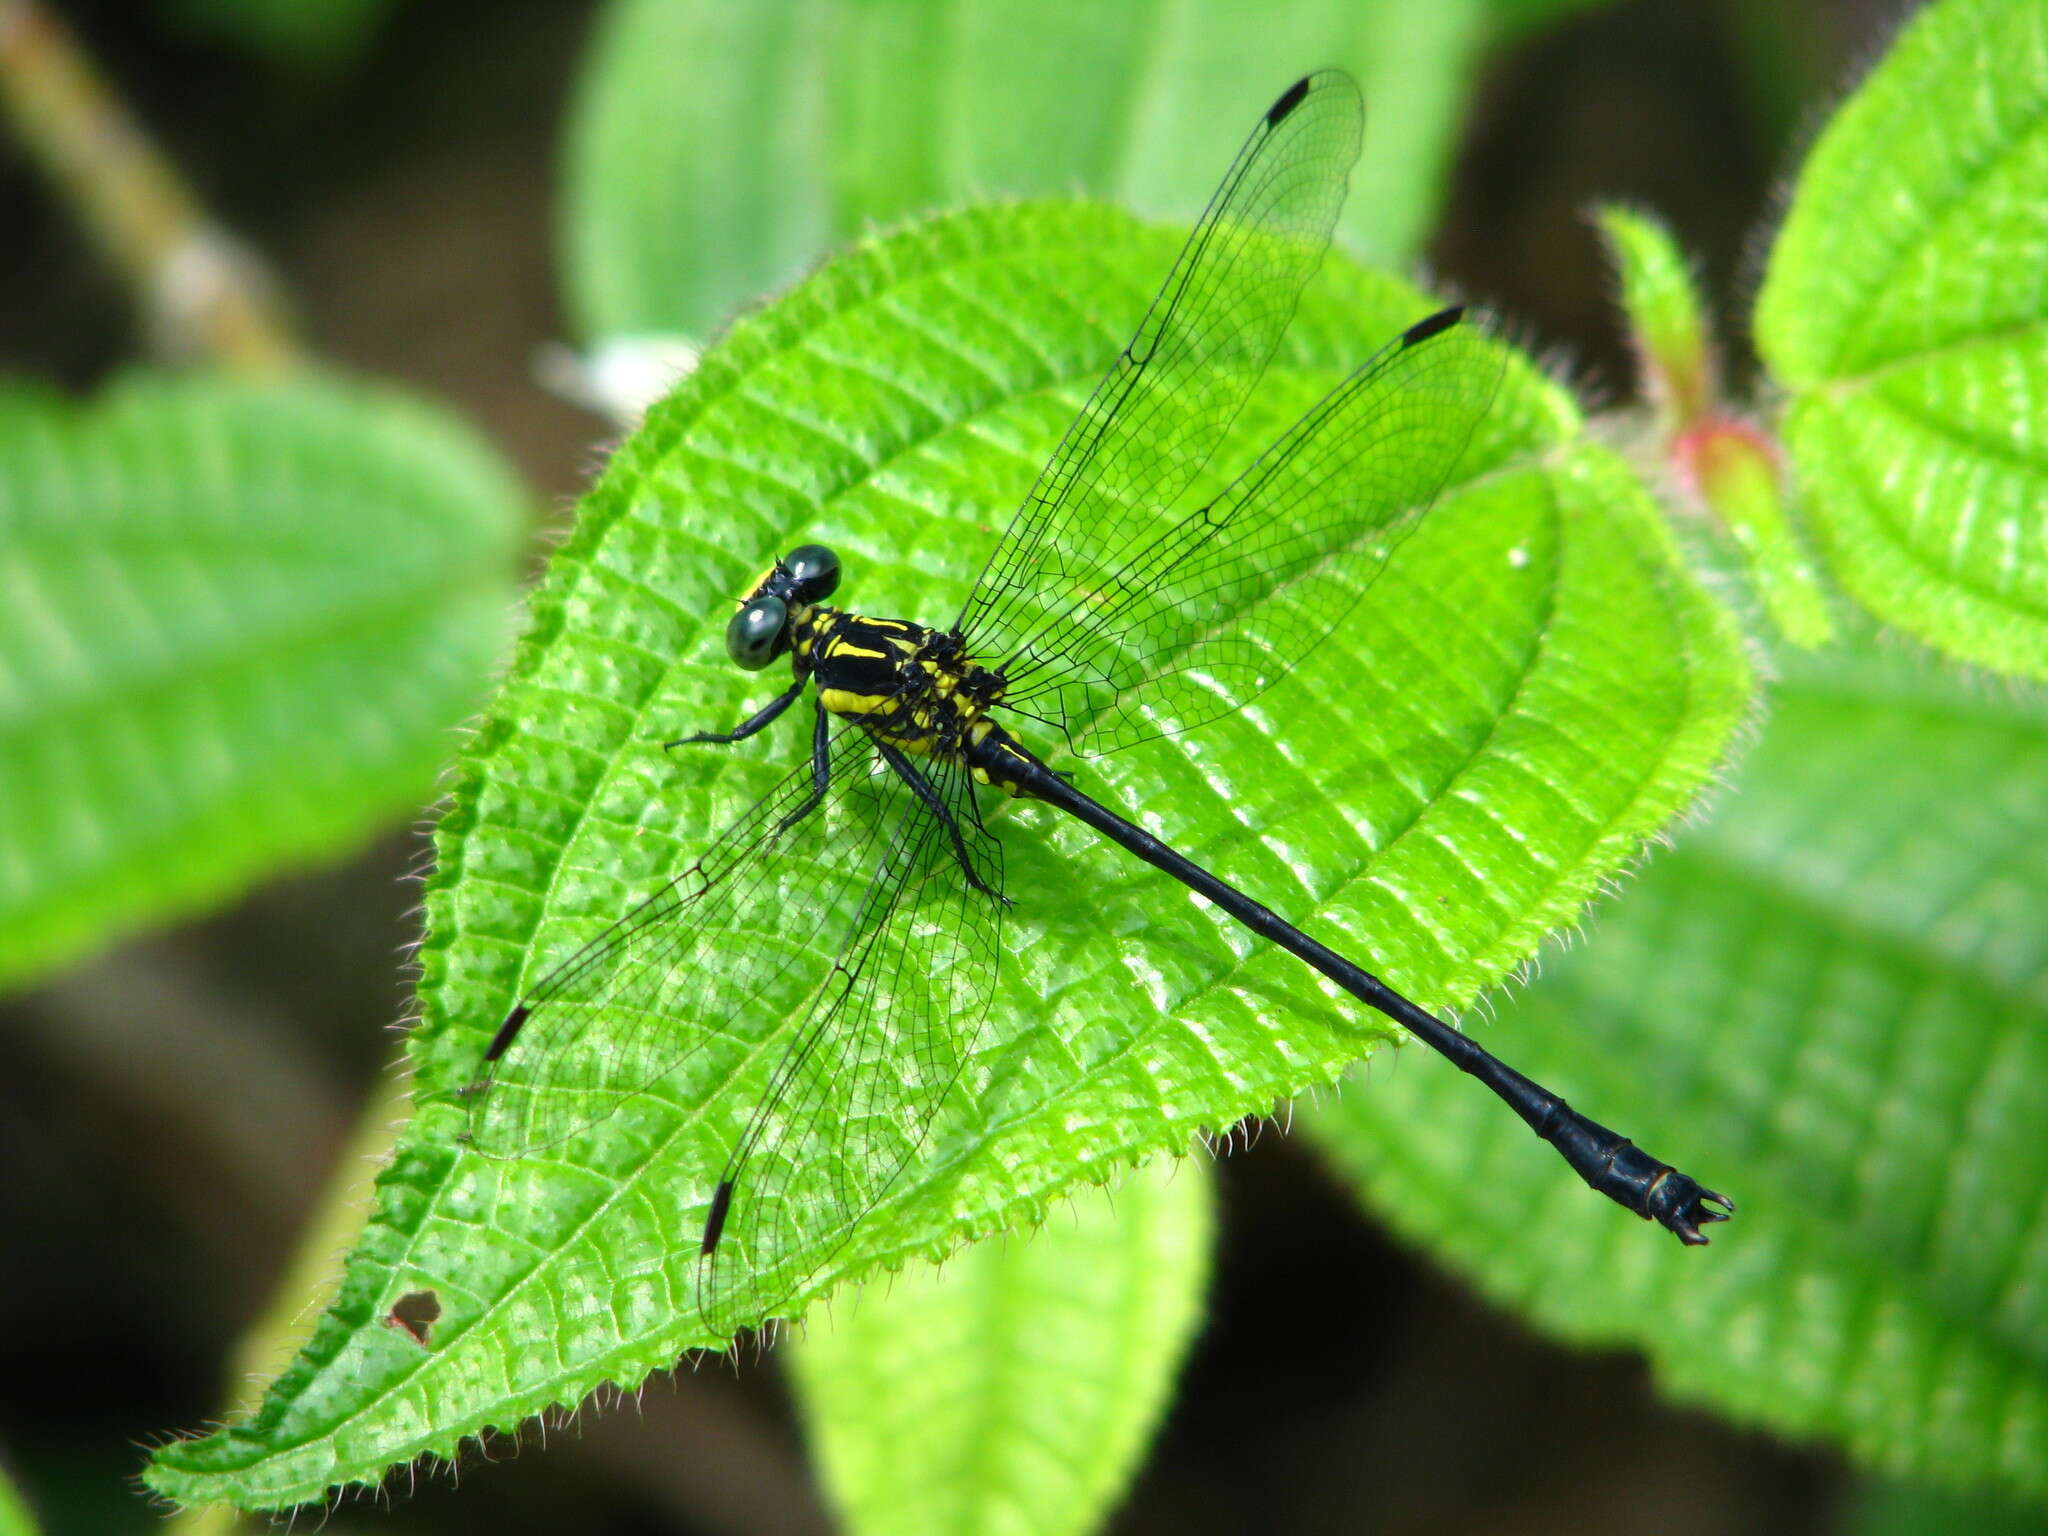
[0,0,304,371]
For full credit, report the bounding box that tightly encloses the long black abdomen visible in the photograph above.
[1013,758,1731,1244]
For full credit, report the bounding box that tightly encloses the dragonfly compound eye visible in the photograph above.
[782,544,841,602]
[726,595,788,670]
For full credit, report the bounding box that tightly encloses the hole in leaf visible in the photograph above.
[383,1289,442,1346]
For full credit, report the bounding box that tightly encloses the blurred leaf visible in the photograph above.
[145,198,1746,1512]
[1595,204,1713,431]
[562,0,1499,343]
[0,373,526,993]
[0,1453,42,1536]
[788,1158,1212,1536]
[1755,0,2048,681]
[1847,1475,2048,1536]
[1684,418,1837,650]
[163,0,394,68]
[1591,203,1837,651]
[1312,633,2048,1504]
[1594,205,1839,650]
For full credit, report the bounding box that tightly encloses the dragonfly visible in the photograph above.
[462,69,1730,1339]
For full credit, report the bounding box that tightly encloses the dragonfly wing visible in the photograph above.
[462,721,895,1159]
[696,750,1004,1337]
[954,71,1363,673]
[998,308,1505,756]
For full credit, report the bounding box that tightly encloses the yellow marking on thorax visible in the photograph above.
[820,688,897,718]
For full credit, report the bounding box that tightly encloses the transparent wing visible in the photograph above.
[462,722,897,1159]
[953,70,1363,670]
[996,309,1505,756]
[695,750,1003,1336]
[462,717,1005,1340]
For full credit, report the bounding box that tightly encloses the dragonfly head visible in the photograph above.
[726,544,842,670]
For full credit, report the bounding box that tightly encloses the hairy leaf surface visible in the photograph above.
[1756,0,2048,679]
[146,200,1747,1511]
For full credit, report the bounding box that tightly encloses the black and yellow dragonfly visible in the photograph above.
[462,69,1729,1337]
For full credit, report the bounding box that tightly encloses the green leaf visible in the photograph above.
[562,0,1494,343]
[1755,0,2048,680]
[1596,204,1714,432]
[1846,1476,2048,1536]
[1594,203,1835,650]
[1311,632,2048,1504]
[788,1158,1212,1536]
[145,198,1748,1511]
[0,1454,42,1536]
[1683,419,1838,650]
[0,374,525,994]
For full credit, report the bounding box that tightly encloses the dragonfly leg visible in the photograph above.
[771,701,836,835]
[668,679,806,748]
[874,738,1006,903]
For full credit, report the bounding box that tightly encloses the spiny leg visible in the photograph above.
[772,701,835,835]
[874,739,1006,903]
[670,683,836,841]
[668,679,806,749]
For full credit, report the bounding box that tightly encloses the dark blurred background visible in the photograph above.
[1,2,1904,1532]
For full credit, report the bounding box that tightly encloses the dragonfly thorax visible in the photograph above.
[796,607,1009,761]
[726,544,1025,781]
